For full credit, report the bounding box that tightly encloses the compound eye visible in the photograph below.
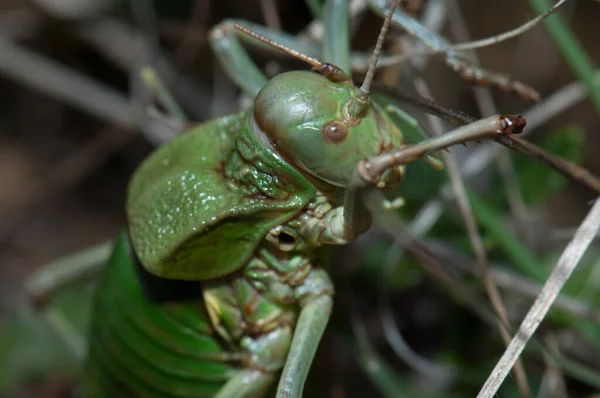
[322,120,348,144]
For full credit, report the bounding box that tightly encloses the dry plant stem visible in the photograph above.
[0,38,135,127]
[0,31,178,142]
[448,0,570,52]
[77,18,211,122]
[364,0,567,70]
[415,76,530,397]
[423,239,600,325]
[477,198,600,398]
[368,0,540,100]
[402,0,448,72]
[506,136,600,193]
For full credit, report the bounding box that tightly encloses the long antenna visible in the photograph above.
[349,0,401,118]
[234,24,351,83]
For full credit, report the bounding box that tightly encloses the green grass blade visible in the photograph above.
[465,188,547,281]
[528,0,600,115]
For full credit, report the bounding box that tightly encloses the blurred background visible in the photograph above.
[0,0,599,397]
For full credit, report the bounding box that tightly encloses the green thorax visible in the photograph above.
[201,198,335,373]
[127,113,318,281]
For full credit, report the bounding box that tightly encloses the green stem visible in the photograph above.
[465,188,547,282]
[305,0,323,19]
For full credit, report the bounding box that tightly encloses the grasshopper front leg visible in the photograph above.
[276,269,334,398]
[341,114,527,238]
[311,114,527,245]
[214,370,275,398]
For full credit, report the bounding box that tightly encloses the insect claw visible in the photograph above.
[500,114,527,134]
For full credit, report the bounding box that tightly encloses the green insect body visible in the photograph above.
[83,67,404,397]
[24,1,528,396]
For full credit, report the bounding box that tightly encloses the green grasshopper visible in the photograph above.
[25,1,529,396]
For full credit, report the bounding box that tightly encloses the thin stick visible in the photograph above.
[449,0,570,52]
[0,35,180,145]
[477,198,600,398]
[0,38,134,127]
[366,0,540,101]
[365,0,570,70]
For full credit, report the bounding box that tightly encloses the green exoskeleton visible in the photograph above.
[26,1,527,397]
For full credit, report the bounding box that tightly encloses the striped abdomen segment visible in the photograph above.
[82,233,237,398]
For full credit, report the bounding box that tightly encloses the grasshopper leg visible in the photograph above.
[338,114,526,239]
[385,104,444,170]
[276,268,334,398]
[209,20,267,98]
[214,369,275,398]
[25,240,113,360]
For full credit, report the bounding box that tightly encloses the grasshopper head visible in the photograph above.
[239,0,403,187]
[252,70,404,187]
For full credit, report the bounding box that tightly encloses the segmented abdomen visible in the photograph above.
[82,233,236,397]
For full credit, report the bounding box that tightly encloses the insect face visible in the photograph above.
[252,70,404,187]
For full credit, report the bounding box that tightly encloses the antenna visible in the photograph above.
[348,0,401,118]
[234,24,351,83]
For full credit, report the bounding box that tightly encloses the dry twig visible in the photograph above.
[477,198,600,398]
